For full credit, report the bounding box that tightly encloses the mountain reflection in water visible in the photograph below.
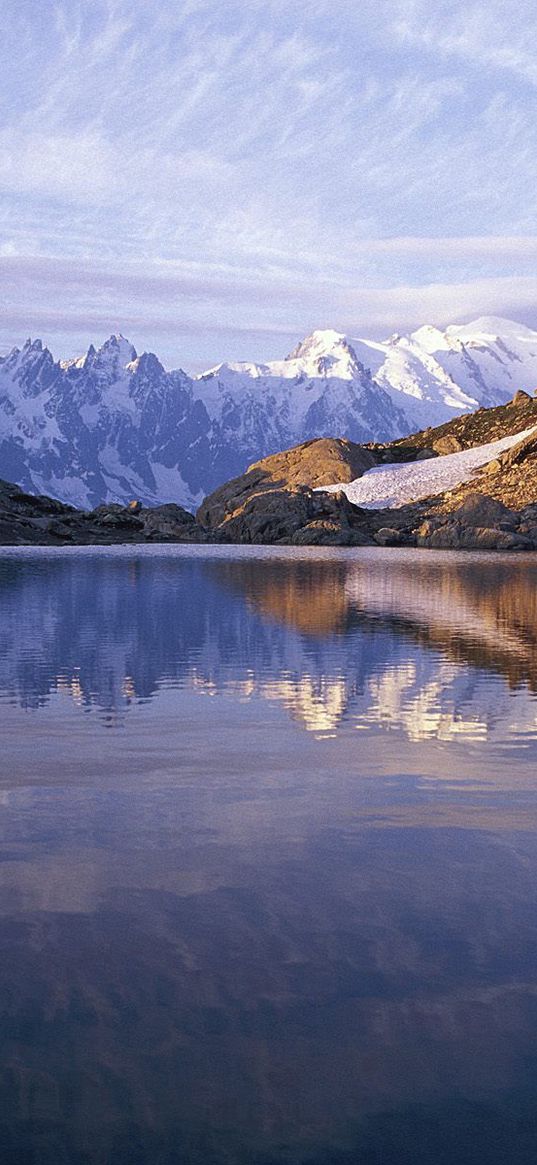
[1,546,537,1164]
[1,547,537,742]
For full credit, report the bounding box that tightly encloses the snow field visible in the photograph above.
[323,425,537,509]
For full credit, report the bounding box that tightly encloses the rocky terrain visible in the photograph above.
[197,391,537,550]
[2,388,537,550]
[0,482,211,546]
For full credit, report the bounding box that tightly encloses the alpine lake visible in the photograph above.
[2,543,537,1165]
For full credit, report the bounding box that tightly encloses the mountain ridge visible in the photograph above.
[1,317,537,509]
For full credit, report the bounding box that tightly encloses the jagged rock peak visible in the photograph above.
[129,351,165,376]
[8,337,55,369]
[89,334,137,367]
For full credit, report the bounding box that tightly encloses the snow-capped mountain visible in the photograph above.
[0,316,536,510]
[0,335,210,509]
[195,328,407,462]
[353,316,537,431]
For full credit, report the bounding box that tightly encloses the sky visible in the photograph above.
[3,0,537,369]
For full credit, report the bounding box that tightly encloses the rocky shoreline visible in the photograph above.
[2,477,537,553]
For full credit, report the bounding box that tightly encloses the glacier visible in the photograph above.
[0,316,536,509]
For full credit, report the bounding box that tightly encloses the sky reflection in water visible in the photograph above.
[1,545,537,1164]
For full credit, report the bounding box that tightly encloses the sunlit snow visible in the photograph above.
[324,425,537,509]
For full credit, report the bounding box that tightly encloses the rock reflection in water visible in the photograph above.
[1,548,537,744]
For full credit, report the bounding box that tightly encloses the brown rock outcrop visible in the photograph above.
[416,522,531,551]
[197,437,377,545]
[198,437,377,528]
[246,437,378,489]
[432,434,464,455]
[201,482,373,545]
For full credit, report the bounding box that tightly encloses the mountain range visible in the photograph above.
[1,316,536,509]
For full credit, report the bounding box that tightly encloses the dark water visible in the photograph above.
[2,545,537,1164]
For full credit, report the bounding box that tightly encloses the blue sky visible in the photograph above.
[3,0,537,368]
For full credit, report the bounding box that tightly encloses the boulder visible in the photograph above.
[452,492,518,528]
[141,503,207,542]
[417,520,530,551]
[374,527,410,546]
[291,521,372,547]
[432,434,464,455]
[200,484,373,545]
[518,523,537,545]
[512,389,532,405]
[481,458,502,475]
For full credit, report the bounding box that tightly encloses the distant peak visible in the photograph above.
[86,334,137,368]
[287,329,351,361]
[101,333,137,357]
[16,337,54,366]
[447,316,536,339]
[411,324,447,341]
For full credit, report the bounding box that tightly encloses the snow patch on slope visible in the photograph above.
[324,425,537,509]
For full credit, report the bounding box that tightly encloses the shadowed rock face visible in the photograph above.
[196,438,378,545]
[0,481,211,546]
[200,484,374,546]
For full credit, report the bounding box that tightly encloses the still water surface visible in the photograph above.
[2,545,537,1163]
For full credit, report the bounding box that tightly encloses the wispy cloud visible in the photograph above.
[2,252,537,369]
[2,0,537,362]
[393,2,537,88]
